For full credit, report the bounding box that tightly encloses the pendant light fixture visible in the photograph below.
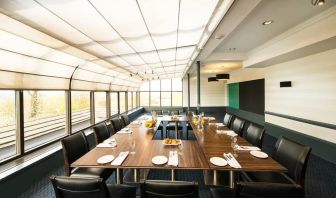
[208,77,218,82]
[216,73,230,80]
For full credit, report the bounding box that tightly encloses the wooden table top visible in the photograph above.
[72,115,286,172]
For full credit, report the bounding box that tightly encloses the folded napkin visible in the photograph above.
[224,153,241,168]
[237,145,260,151]
[210,123,225,127]
[204,117,216,120]
[117,130,133,134]
[96,143,116,148]
[111,151,129,166]
[168,151,178,166]
[216,130,237,137]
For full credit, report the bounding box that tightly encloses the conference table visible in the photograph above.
[71,114,286,187]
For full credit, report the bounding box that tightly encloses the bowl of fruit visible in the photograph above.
[145,119,156,130]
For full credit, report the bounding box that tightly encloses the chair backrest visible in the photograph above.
[121,113,130,126]
[50,176,136,198]
[142,180,199,198]
[93,122,110,145]
[154,110,163,115]
[223,113,233,127]
[245,123,265,148]
[111,118,123,132]
[168,110,180,116]
[61,132,89,176]
[106,122,116,136]
[50,176,109,198]
[230,117,246,136]
[274,137,311,187]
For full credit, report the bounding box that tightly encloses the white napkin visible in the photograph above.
[132,121,141,125]
[168,151,178,166]
[97,143,116,148]
[111,151,129,166]
[117,130,133,134]
[223,153,241,168]
[216,130,237,137]
[121,128,130,131]
[237,145,260,151]
[210,123,224,127]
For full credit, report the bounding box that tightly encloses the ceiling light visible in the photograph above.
[216,73,230,80]
[262,20,273,25]
[208,77,218,82]
[312,0,325,6]
[215,35,224,40]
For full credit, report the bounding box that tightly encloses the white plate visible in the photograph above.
[152,155,168,165]
[210,157,227,166]
[250,151,268,159]
[97,155,115,164]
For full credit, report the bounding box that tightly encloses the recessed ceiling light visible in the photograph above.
[312,0,325,6]
[215,35,224,40]
[262,20,273,25]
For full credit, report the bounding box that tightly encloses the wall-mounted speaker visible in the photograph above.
[280,81,292,87]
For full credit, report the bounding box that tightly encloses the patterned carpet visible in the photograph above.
[16,124,336,198]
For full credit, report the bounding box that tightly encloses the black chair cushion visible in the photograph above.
[106,123,116,135]
[111,118,123,132]
[70,167,112,180]
[166,122,183,130]
[142,180,198,198]
[245,123,265,148]
[241,171,295,185]
[223,113,233,127]
[93,122,110,144]
[121,114,130,126]
[230,117,245,136]
[50,176,136,198]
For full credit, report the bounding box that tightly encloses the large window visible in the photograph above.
[94,92,106,123]
[119,92,126,113]
[140,92,149,106]
[133,92,137,108]
[0,91,16,161]
[110,92,118,116]
[128,92,132,111]
[71,91,90,132]
[139,78,182,107]
[24,91,66,151]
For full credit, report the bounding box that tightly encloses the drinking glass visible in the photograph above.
[128,135,136,155]
[231,136,238,157]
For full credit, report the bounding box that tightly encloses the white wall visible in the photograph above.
[265,48,336,143]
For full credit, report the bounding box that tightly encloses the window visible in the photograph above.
[0,91,16,161]
[161,79,171,91]
[161,92,171,106]
[133,92,137,108]
[172,92,182,106]
[94,92,106,123]
[140,92,149,106]
[150,92,160,106]
[110,92,118,116]
[139,78,183,107]
[172,78,182,91]
[150,80,160,91]
[128,92,132,111]
[71,91,90,132]
[119,92,126,113]
[24,91,66,151]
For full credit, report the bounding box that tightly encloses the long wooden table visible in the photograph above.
[72,115,286,186]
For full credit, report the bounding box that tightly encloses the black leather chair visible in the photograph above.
[153,110,163,115]
[141,180,199,198]
[166,110,183,139]
[230,117,246,137]
[168,110,180,116]
[111,118,123,132]
[121,113,130,126]
[210,182,300,198]
[223,113,233,127]
[61,132,112,180]
[106,122,116,136]
[93,122,110,145]
[50,175,136,198]
[240,137,312,198]
[245,123,265,148]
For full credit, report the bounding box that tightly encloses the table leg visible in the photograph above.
[229,171,235,188]
[213,170,217,185]
[133,169,139,182]
[171,169,175,181]
[116,168,121,184]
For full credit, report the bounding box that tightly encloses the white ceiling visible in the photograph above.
[188,0,336,76]
[0,0,234,85]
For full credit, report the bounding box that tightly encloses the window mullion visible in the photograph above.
[15,90,24,156]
